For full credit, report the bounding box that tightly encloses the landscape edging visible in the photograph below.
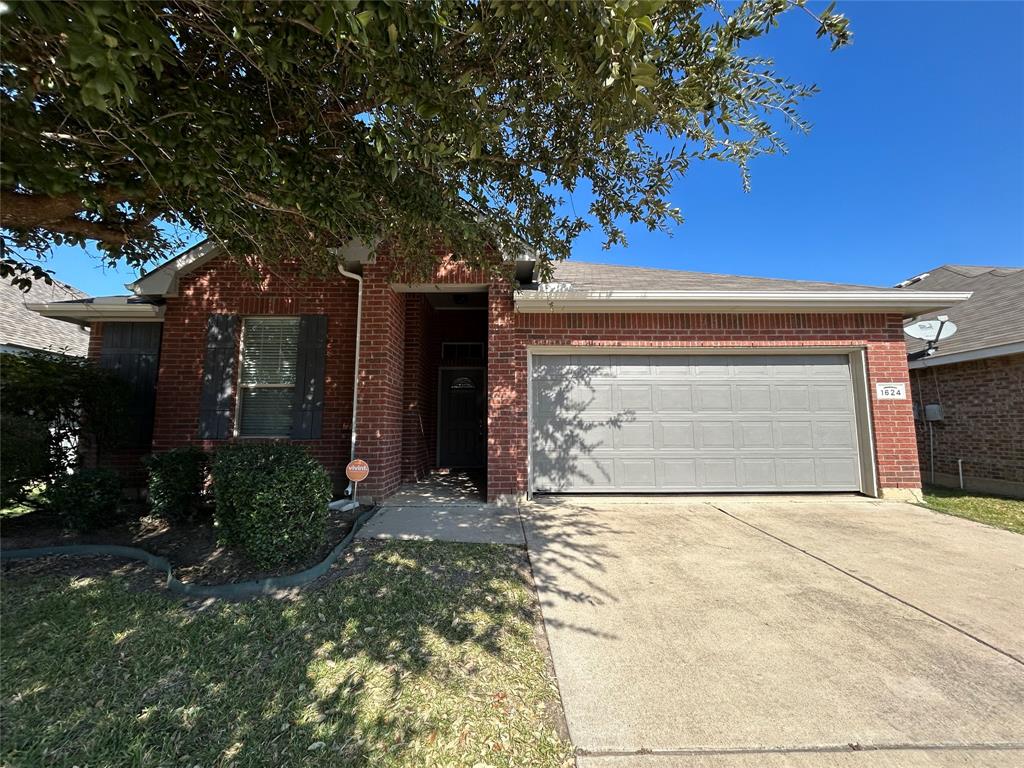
[0,505,379,599]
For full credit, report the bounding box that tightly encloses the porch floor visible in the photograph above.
[385,469,487,506]
[356,470,525,545]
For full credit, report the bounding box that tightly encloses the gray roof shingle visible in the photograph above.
[0,277,91,356]
[899,265,1024,359]
[547,260,914,293]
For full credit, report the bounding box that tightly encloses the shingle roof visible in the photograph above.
[0,277,91,356]
[547,260,914,294]
[898,265,1024,359]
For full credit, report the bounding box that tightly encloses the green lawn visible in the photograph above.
[0,541,572,768]
[922,487,1024,535]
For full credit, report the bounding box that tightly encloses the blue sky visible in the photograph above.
[32,1,1024,296]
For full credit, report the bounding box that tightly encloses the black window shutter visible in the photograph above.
[291,315,328,440]
[100,323,162,448]
[198,315,238,439]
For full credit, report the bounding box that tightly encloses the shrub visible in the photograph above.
[47,468,121,532]
[146,448,208,521]
[0,351,130,499]
[211,444,330,567]
[0,413,51,506]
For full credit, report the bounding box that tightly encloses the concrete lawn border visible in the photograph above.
[0,505,379,599]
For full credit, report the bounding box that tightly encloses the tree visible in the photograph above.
[0,0,851,283]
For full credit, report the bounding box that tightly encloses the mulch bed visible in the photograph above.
[0,503,370,585]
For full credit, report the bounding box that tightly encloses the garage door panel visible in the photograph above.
[815,421,856,450]
[616,459,657,487]
[531,353,862,493]
[778,458,817,487]
[695,385,733,411]
[572,382,613,410]
[776,421,814,450]
[616,421,655,450]
[615,357,653,376]
[533,455,615,491]
[652,357,695,377]
[739,458,776,486]
[658,459,697,488]
[737,384,772,411]
[813,384,853,412]
[775,385,811,411]
[738,422,773,449]
[532,420,616,454]
[618,385,653,412]
[817,457,859,487]
[731,356,771,376]
[699,421,735,448]
[700,459,739,487]
[660,422,695,448]
[654,384,693,411]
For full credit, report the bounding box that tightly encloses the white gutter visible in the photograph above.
[514,288,973,315]
[26,301,165,323]
[337,264,363,496]
[909,340,1024,369]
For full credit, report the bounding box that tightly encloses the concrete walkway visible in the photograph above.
[356,471,525,545]
[522,496,1024,767]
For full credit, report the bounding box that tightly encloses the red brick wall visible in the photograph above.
[485,302,921,499]
[149,256,358,492]
[104,252,922,502]
[402,295,431,482]
[910,353,1024,492]
[353,260,406,498]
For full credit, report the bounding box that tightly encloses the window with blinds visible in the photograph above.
[237,317,300,436]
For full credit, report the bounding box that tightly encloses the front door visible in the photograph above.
[438,368,486,468]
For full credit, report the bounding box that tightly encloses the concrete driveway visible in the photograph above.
[521,496,1024,767]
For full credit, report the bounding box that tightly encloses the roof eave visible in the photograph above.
[514,290,973,315]
[908,340,1024,369]
[26,302,165,326]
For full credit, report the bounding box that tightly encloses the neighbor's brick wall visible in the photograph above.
[910,353,1024,489]
[485,301,921,499]
[148,256,358,491]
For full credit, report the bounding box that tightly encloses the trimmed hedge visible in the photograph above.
[47,468,121,532]
[211,444,330,567]
[146,448,208,521]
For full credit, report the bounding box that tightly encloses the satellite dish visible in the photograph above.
[905,318,958,342]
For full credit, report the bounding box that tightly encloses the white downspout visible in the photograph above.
[338,264,363,496]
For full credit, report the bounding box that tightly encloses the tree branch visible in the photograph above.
[1,189,159,246]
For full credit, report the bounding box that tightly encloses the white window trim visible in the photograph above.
[232,316,300,439]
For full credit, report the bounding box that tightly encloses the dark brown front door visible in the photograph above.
[438,368,486,468]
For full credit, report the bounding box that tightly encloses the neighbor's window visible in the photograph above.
[238,317,300,437]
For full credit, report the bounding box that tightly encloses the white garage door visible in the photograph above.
[531,353,863,493]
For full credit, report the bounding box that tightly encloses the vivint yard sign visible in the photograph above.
[875,382,907,400]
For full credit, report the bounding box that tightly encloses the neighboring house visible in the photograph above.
[29,240,970,503]
[898,265,1024,498]
[0,273,90,356]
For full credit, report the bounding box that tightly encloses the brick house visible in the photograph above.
[898,265,1024,498]
[29,241,970,503]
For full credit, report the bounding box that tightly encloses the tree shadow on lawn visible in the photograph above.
[0,540,570,767]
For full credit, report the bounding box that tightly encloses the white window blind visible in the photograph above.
[238,317,299,436]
